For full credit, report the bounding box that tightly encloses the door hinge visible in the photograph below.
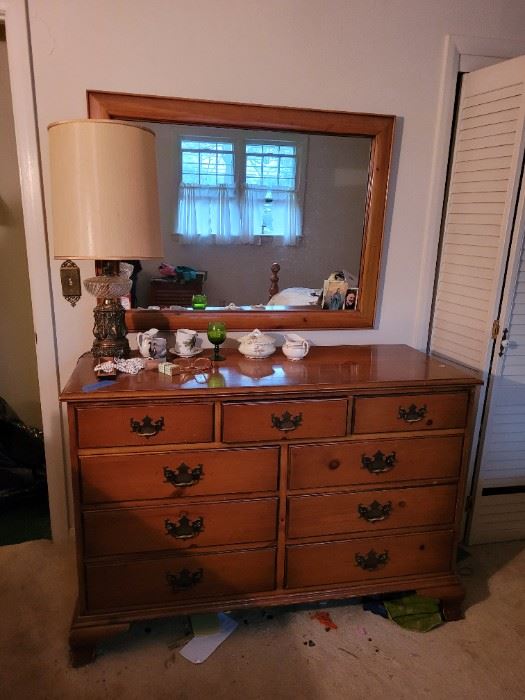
[491,320,500,340]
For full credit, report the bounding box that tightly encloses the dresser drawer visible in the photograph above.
[80,447,279,504]
[286,530,454,588]
[287,484,456,539]
[353,392,468,434]
[76,402,214,448]
[288,435,463,489]
[84,498,278,556]
[222,399,348,443]
[86,547,276,611]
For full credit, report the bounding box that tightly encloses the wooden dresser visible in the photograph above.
[60,345,481,665]
[149,274,206,307]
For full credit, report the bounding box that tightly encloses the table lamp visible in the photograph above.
[48,119,163,358]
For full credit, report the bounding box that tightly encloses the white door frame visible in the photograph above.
[0,1,68,542]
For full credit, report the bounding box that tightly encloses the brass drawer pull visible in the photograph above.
[163,463,203,487]
[358,500,392,523]
[166,568,203,590]
[271,411,303,432]
[398,404,427,423]
[165,515,204,539]
[130,415,165,438]
[361,450,397,474]
[355,549,389,571]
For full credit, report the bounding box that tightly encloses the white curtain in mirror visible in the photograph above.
[241,185,301,246]
[176,183,301,245]
[176,184,240,243]
[175,135,304,246]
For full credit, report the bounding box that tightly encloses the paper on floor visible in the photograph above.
[179,613,238,664]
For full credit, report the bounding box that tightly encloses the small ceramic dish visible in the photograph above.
[169,347,203,358]
[241,347,276,360]
[238,329,277,359]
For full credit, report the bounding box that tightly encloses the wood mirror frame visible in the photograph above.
[88,91,395,332]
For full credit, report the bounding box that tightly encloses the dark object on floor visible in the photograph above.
[0,494,51,545]
[457,544,472,562]
[384,594,443,632]
[0,397,50,545]
[0,397,46,504]
[362,590,411,619]
[362,600,389,619]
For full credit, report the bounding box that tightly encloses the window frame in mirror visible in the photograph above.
[88,90,395,331]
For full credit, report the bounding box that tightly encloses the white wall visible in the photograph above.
[0,33,41,428]
[27,0,525,387]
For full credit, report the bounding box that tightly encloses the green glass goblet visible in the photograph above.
[192,293,208,310]
[207,321,227,361]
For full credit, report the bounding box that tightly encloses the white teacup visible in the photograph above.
[175,328,198,355]
[282,334,309,361]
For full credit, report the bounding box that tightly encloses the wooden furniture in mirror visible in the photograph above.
[88,91,395,331]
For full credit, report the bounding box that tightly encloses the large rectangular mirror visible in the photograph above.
[88,91,395,331]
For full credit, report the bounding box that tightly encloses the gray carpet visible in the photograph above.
[1,538,524,699]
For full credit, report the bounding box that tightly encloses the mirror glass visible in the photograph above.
[88,91,394,331]
[131,121,371,309]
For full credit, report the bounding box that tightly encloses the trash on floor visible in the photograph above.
[189,613,222,636]
[362,600,389,618]
[179,613,238,664]
[310,611,338,630]
[384,594,443,632]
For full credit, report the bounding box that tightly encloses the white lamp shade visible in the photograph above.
[48,119,163,260]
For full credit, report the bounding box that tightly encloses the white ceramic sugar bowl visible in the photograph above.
[282,333,310,361]
[238,329,276,359]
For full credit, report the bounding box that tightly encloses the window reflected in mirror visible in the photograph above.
[130,121,372,309]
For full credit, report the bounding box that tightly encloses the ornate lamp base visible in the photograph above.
[91,298,130,358]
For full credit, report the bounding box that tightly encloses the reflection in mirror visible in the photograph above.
[87,91,395,331]
[131,122,372,309]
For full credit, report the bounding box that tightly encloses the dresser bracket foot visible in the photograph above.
[69,622,130,667]
[416,581,465,622]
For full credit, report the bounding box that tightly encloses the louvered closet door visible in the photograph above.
[430,56,525,371]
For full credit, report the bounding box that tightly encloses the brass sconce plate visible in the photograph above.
[60,259,81,307]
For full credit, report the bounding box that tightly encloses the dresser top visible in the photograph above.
[60,345,482,402]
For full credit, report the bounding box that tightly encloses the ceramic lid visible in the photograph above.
[239,329,276,346]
